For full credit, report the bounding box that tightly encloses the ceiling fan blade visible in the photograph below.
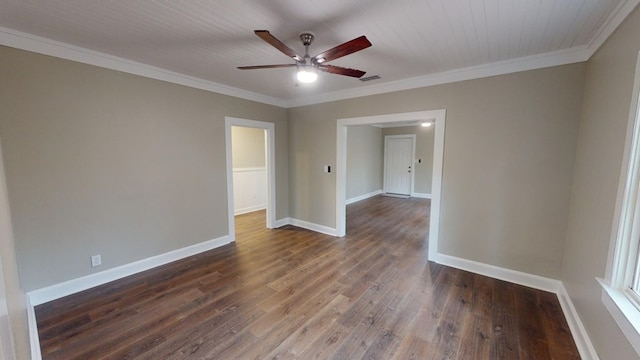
[319,65,366,78]
[312,35,372,63]
[238,64,297,70]
[255,30,304,62]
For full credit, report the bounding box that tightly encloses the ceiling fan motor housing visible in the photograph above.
[299,32,314,46]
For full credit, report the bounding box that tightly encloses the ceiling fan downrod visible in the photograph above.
[299,32,314,65]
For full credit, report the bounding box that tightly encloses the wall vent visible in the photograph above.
[359,75,381,82]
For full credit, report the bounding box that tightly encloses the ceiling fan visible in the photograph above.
[238,30,372,84]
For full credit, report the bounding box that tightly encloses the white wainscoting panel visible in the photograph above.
[233,167,267,215]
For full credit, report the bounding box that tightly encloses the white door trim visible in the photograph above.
[225,117,276,241]
[336,110,446,262]
[383,134,416,195]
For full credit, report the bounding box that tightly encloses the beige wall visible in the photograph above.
[231,126,265,169]
[0,46,288,291]
[346,125,383,200]
[382,125,434,194]
[344,124,434,200]
[288,63,585,279]
[562,4,640,359]
[2,12,637,356]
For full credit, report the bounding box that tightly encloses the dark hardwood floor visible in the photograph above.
[36,195,579,359]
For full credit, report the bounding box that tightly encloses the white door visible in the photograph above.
[384,136,415,195]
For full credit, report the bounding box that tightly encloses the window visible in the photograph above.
[634,247,640,306]
[600,52,640,356]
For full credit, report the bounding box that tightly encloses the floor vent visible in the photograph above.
[359,75,381,82]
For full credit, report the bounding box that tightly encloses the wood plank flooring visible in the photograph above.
[36,195,580,359]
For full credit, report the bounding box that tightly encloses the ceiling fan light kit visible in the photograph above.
[296,65,318,83]
[238,30,372,85]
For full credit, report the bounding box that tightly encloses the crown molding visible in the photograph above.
[286,46,590,108]
[286,0,640,108]
[0,27,287,108]
[585,0,640,59]
[1,0,638,110]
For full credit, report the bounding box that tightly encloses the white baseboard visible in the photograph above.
[346,190,383,205]
[436,253,598,360]
[27,235,232,306]
[274,218,291,228]
[26,235,233,359]
[234,204,266,216]
[557,283,600,360]
[24,234,597,360]
[411,192,432,199]
[26,296,41,360]
[436,253,561,293]
[288,218,338,236]
[273,217,337,236]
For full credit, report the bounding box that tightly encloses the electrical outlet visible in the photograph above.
[91,254,102,267]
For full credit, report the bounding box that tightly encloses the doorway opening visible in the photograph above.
[225,117,276,242]
[336,110,446,262]
[383,134,416,196]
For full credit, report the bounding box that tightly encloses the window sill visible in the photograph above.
[597,278,640,356]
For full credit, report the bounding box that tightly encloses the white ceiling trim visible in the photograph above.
[288,0,640,108]
[286,46,590,108]
[0,27,287,108]
[585,0,640,58]
[0,0,638,110]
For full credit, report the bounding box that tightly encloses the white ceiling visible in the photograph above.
[0,0,638,107]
